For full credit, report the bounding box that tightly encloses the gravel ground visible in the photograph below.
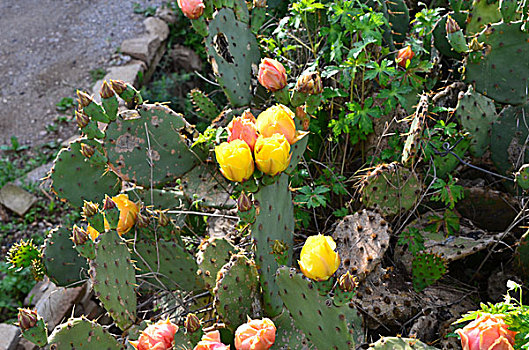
[0,0,166,147]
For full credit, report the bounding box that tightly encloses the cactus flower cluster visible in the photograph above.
[456,313,516,350]
[215,104,299,182]
[298,234,340,281]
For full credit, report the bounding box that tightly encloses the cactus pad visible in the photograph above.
[213,254,262,331]
[273,310,314,349]
[359,162,421,216]
[189,88,220,120]
[48,317,123,349]
[50,139,121,207]
[276,267,361,350]
[197,237,238,290]
[43,227,89,287]
[90,231,137,330]
[466,0,501,35]
[383,0,409,46]
[370,336,438,349]
[21,316,48,347]
[515,164,529,190]
[133,239,204,292]
[465,21,529,105]
[332,210,390,281]
[106,103,201,187]
[455,87,497,157]
[205,8,260,107]
[411,252,447,292]
[433,12,467,59]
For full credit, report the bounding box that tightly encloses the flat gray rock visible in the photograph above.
[0,184,37,216]
[0,323,20,350]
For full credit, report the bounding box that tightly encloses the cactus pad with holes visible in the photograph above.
[106,104,201,187]
[50,139,121,207]
[42,227,88,287]
[48,317,123,349]
[197,237,238,290]
[90,231,136,330]
[180,163,234,208]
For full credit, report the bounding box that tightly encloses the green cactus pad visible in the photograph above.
[359,162,421,216]
[180,162,235,209]
[133,239,204,292]
[43,227,89,287]
[106,103,201,187]
[189,88,220,120]
[50,139,121,207]
[515,164,529,190]
[382,0,409,47]
[411,252,447,292]
[252,174,294,317]
[432,136,470,178]
[465,21,529,105]
[197,237,238,290]
[402,94,428,164]
[213,254,262,331]
[48,317,123,349]
[126,188,188,229]
[491,104,529,176]
[273,310,314,349]
[90,231,137,330]
[205,8,260,107]
[370,336,438,349]
[276,267,362,350]
[7,239,42,270]
[433,12,467,59]
[456,87,497,157]
[466,0,502,35]
[21,317,48,347]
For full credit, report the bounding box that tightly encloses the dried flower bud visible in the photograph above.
[83,201,99,217]
[110,79,127,95]
[76,90,93,108]
[271,240,288,256]
[237,192,253,212]
[445,16,461,34]
[158,211,170,227]
[103,196,117,211]
[75,110,89,129]
[295,71,323,95]
[253,0,267,8]
[184,313,201,333]
[136,212,150,228]
[80,144,95,158]
[100,80,115,99]
[18,308,38,330]
[338,271,358,292]
[296,106,310,131]
[72,225,89,246]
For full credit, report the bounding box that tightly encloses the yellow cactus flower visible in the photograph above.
[87,225,101,241]
[111,194,139,235]
[298,234,340,281]
[256,105,297,144]
[254,134,291,176]
[215,139,255,182]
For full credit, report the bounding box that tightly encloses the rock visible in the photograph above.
[14,162,53,188]
[92,60,147,102]
[0,324,20,350]
[16,339,37,350]
[156,6,177,24]
[120,35,161,64]
[144,17,169,41]
[332,210,390,281]
[34,282,86,329]
[409,315,438,342]
[170,45,203,72]
[24,277,54,306]
[0,184,37,216]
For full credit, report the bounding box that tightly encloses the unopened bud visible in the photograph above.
[72,225,89,245]
[110,79,127,95]
[338,271,358,292]
[18,308,37,330]
[445,16,461,34]
[80,143,95,158]
[136,212,150,228]
[184,313,201,333]
[103,196,117,211]
[253,0,267,8]
[83,201,99,217]
[75,110,89,129]
[76,90,93,108]
[158,211,170,227]
[237,192,253,212]
[100,81,115,99]
[241,109,257,123]
[295,71,323,95]
[468,37,483,51]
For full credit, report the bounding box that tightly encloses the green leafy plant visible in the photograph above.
[431,175,464,209]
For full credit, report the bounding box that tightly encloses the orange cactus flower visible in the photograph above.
[256,105,297,144]
[228,116,258,151]
[456,313,517,350]
[112,194,139,235]
[177,0,205,19]
[234,318,276,350]
[396,46,414,68]
[194,330,230,350]
[258,58,287,92]
[130,319,178,350]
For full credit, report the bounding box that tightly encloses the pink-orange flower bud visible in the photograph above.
[456,313,516,350]
[72,225,89,246]
[396,46,414,68]
[237,192,253,212]
[235,318,276,350]
[184,313,201,334]
[295,71,323,95]
[17,308,38,330]
[194,330,230,350]
[258,58,287,92]
[130,319,178,350]
[177,0,205,20]
[228,116,258,151]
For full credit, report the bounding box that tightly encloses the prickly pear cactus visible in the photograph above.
[455,87,497,157]
[252,174,294,317]
[381,0,409,47]
[20,312,48,347]
[465,21,529,105]
[273,310,314,349]
[90,231,137,330]
[133,239,204,292]
[42,227,89,287]
[50,139,121,207]
[205,8,260,107]
[197,237,238,290]
[515,164,529,190]
[370,336,439,349]
[189,88,220,120]
[433,12,467,59]
[48,317,123,350]
[179,163,235,209]
[466,0,502,35]
[412,252,447,292]
[213,254,262,331]
[106,103,203,187]
[276,267,362,350]
[359,162,421,216]
[6,240,45,280]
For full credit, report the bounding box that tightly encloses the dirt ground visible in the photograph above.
[0,0,166,147]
